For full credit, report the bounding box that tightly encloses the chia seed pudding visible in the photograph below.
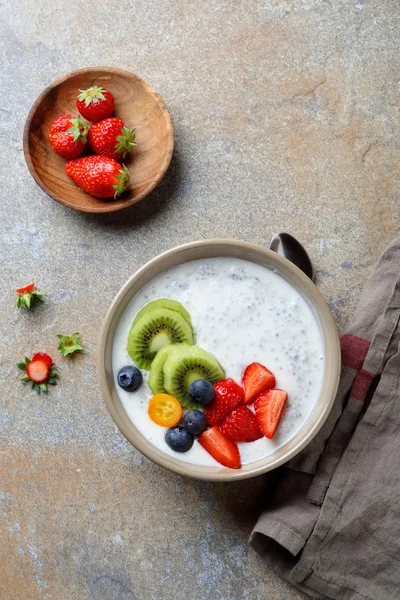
[113,257,325,467]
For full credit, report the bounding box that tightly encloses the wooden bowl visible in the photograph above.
[23,67,174,213]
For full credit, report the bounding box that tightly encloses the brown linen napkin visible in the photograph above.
[250,236,400,600]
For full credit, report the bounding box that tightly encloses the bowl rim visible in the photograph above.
[98,239,341,481]
[23,66,175,213]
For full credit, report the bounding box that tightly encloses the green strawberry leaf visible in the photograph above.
[57,332,83,357]
[15,288,45,310]
[78,86,107,106]
[67,116,88,144]
[115,127,136,159]
[113,165,130,198]
[17,362,27,371]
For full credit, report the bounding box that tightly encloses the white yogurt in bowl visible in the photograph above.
[112,257,325,468]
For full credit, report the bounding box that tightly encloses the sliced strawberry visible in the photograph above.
[16,283,35,294]
[18,354,57,393]
[31,352,53,369]
[220,405,263,442]
[198,426,241,469]
[203,378,244,426]
[26,358,51,383]
[242,362,276,404]
[254,389,288,439]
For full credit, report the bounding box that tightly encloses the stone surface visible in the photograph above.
[0,0,399,598]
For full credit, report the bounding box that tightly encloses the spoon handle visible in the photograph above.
[269,232,314,281]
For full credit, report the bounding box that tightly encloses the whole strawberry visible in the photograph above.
[88,118,136,161]
[65,155,130,199]
[48,114,88,159]
[76,86,114,122]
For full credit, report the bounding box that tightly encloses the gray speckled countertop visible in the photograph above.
[1,1,399,599]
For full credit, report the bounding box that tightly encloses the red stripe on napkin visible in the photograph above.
[350,368,376,402]
[340,334,370,371]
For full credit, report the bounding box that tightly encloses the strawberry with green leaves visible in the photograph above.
[65,155,130,199]
[15,283,45,309]
[17,353,57,394]
[48,114,88,159]
[76,86,114,122]
[88,118,136,161]
[57,333,83,357]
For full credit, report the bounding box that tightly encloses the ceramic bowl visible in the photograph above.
[23,67,174,213]
[98,240,341,481]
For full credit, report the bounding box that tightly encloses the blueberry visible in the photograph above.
[117,366,143,392]
[165,427,194,453]
[188,379,215,405]
[183,410,207,435]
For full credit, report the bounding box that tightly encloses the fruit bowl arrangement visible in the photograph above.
[117,298,288,469]
[99,240,341,482]
[117,295,289,470]
[23,67,174,213]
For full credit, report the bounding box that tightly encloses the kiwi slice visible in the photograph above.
[133,299,192,327]
[163,345,225,409]
[127,308,194,370]
[148,344,182,395]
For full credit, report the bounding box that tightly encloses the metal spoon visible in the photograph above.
[269,232,314,280]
